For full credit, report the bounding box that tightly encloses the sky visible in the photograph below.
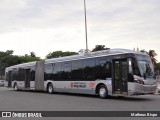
[0,0,160,61]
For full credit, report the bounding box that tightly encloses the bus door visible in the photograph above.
[25,69,31,88]
[113,59,128,95]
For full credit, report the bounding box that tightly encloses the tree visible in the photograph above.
[78,49,91,54]
[18,55,40,63]
[140,49,148,54]
[0,50,41,79]
[0,52,20,78]
[148,50,157,65]
[140,49,158,67]
[46,51,78,59]
[92,45,110,52]
[30,52,36,57]
[155,62,160,69]
[6,50,14,55]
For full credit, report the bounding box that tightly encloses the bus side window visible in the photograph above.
[95,58,111,80]
[31,70,35,81]
[106,62,112,78]
[30,66,35,81]
[18,69,25,81]
[44,63,53,81]
[5,72,9,81]
[13,68,18,81]
[83,58,95,80]
[71,60,83,80]
[95,59,105,79]
[61,62,71,80]
[53,62,62,80]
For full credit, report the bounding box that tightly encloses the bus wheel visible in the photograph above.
[98,85,108,99]
[14,83,18,91]
[47,83,54,94]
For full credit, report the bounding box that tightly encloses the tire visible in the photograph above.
[14,83,18,91]
[98,85,108,99]
[47,83,54,94]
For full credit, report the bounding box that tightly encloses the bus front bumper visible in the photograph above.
[128,83,157,96]
[142,84,157,94]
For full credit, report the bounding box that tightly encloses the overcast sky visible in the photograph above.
[0,0,160,61]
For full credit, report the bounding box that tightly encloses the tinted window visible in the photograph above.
[132,58,141,76]
[72,60,83,80]
[13,68,18,81]
[122,60,127,81]
[5,72,9,81]
[114,61,120,80]
[30,66,35,81]
[53,62,62,80]
[44,64,53,80]
[83,58,95,80]
[18,68,25,81]
[8,70,13,81]
[8,70,13,87]
[95,58,112,79]
[61,62,71,80]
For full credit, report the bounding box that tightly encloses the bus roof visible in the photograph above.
[45,48,148,64]
[6,61,36,71]
[5,48,148,70]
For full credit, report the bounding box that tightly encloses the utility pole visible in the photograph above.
[84,0,88,53]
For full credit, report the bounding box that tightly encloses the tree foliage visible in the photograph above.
[78,49,91,54]
[140,49,157,65]
[46,51,78,59]
[140,49,148,54]
[30,52,36,57]
[92,45,110,52]
[155,62,160,69]
[0,50,40,78]
[148,50,157,65]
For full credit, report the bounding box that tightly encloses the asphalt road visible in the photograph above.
[0,87,159,120]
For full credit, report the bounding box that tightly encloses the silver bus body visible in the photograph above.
[5,49,157,98]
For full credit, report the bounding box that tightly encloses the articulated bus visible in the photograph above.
[5,49,157,98]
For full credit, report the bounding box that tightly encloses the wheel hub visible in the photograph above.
[99,88,106,97]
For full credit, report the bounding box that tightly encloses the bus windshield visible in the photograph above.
[137,55,154,78]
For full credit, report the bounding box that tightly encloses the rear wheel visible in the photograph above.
[14,83,18,91]
[47,83,54,94]
[98,85,108,99]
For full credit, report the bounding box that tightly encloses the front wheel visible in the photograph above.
[98,85,108,99]
[47,83,54,94]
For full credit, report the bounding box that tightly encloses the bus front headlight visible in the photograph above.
[134,79,144,85]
